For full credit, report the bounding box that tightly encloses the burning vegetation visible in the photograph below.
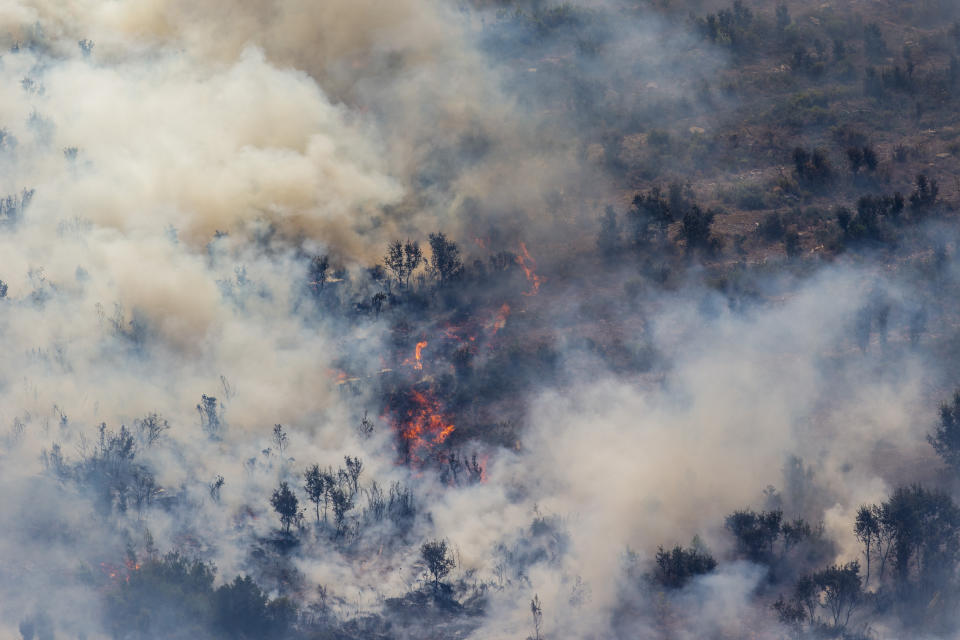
[515,242,542,297]
[389,388,456,466]
[10,0,960,639]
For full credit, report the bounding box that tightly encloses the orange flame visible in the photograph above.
[490,303,510,336]
[328,369,351,385]
[515,242,542,296]
[393,389,455,465]
[442,323,476,342]
[414,341,427,370]
[101,559,141,585]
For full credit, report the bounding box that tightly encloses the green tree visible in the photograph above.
[652,542,717,588]
[385,240,424,288]
[725,509,782,562]
[772,596,806,640]
[403,241,423,288]
[929,389,960,475]
[854,504,894,585]
[105,552,216,639]
[628,187,672,246]
[270,481,299,534]
[271,424,288,456]
[330,485,354,535]
[385,240,406,287]
[213,576,268,638]
[344,455,363,495]
[428,232,463,285]
[793,147,832,186]
[680,205,718,255]
[872,485,960,595]
[196,394,222,440]
[910,174,938,213]
[420,539,456,588]
[135,412,169,447]
[304,464,327,524]
[811,562,862,629]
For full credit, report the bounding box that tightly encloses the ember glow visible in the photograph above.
[5,2,960,639]
[490,303,511,337]
[442,322,476,342]
[515,242,542,296]
[414,341,427,370]
[391,389,456,465]
[99,559,141,585]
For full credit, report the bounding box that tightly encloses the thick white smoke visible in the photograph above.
[0,1,950,639]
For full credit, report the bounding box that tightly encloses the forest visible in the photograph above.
[3,0,960,638]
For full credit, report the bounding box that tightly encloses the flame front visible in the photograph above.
[393,389,455,465]
[490,303,510,336]
[515,242,542,296]
[414,341,427,370]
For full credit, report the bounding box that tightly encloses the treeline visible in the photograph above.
[303,230,543,320]
[269,454,416,539]
[597,182,722,260]
[104,552,297,640]
[599,165,943,267]
[629,386,960,638]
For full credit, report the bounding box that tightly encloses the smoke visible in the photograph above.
[418,263,941,636]
[1,0,957,638]
[6,0,583,246]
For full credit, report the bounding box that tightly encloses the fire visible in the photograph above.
[100,563,119,580]
[490,303,510,336]
[414,341,427,370]
[100,559,141,585]
[329,368,354,385]
[401,341,429,370]
[392,389,455,465]
[515,242,542,296]
[442,323,475,342]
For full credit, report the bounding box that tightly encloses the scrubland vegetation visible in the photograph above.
[5,0,960,638]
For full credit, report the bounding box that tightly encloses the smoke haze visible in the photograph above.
[3,0,960,638]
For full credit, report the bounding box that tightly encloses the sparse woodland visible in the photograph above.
[5,0,960,639]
